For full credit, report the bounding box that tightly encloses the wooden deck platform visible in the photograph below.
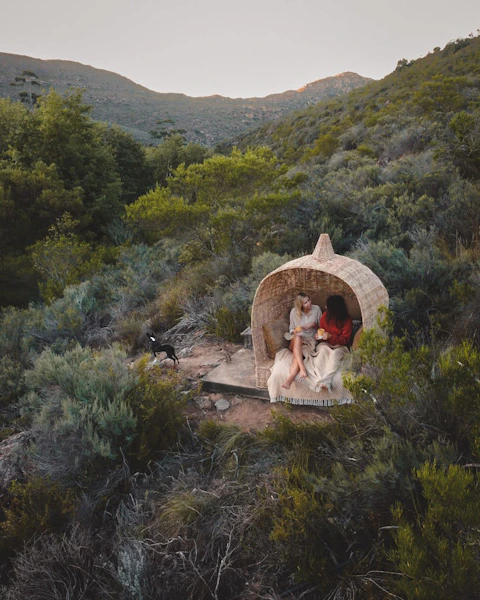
[201,348,269,399]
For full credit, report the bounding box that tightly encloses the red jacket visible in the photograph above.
[319,312,353,347]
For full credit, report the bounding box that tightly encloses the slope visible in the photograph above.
[0,52,371,146]
[225,35,480,160]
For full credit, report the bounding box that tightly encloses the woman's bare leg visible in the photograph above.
[282,357,300,389]
[282,337,307,389]
[292,336,308,378]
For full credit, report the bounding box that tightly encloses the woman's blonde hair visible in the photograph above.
[294,292,309,318]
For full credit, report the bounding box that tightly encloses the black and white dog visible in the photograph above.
[147,332,179,364]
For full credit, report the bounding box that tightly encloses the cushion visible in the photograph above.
[262,317,289,359]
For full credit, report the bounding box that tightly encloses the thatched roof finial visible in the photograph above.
[312,233,335,261]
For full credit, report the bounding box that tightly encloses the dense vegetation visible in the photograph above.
[1,34,480,599]
[222,34,480,341]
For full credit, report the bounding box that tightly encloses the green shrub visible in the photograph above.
[126,356,190,465]
[436,341,480,457]
[114,309,147,353]
[158,280,188,328]
[0,477,76,560]
[25,344,134,404]
[308,132,340,159]
[270,464,328,585]
[22,344,137,481]
[0,356,26,407]
[210,306,247,342]
[265,409,416,589]
[348,312,480,457]
[37,281,98,352]
[0,306,41,364]
[0,426,16,443]
[356,143,377,157]
[389,462,480,600]
[100,242,179,312]
[157,260,226,329]
[155,490,209,538]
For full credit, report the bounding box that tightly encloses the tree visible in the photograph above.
[448,110,480,179]
[29,213,107,302]
[0,162,83,253]
[102,124,149,204]
[9,70,42,109]
[13,90,123,234]
[0,98,28,157]
[126,147,302,261]
[412,76,469,115]
[145,133,211,187]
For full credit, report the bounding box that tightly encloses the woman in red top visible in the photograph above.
[317,295,353,348]
[313,295,353,392]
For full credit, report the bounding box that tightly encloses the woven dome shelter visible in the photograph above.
[251,234,389,388]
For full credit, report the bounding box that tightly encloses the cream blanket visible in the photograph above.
[268,343,353,407]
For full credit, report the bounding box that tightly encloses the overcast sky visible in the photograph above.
[1,0,478,98]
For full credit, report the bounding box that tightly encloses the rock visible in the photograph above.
[179,346,194,357]
[0,431,33,491]
[195,396,213,410]
[214,399,230,412]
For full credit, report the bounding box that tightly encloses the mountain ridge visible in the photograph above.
[0,52,372,145]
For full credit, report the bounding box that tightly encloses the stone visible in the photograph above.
[195,396,213,410]
[214,399,230,411]
[179,346,194,357]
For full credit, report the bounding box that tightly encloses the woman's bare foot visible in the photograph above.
[282,378,294,389]
[320,383,329,391]
[299,369,308,379]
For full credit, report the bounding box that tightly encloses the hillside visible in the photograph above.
[222,35,480,158]
[0,52,371,145]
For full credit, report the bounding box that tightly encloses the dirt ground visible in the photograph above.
[150,338,333,432]
[186,392,333,431]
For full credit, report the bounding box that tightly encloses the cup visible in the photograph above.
[317,328,325,339]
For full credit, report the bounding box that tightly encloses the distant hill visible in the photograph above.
[0,52,372,145]
[220,35,480,159]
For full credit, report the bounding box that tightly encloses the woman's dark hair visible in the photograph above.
[325,295,349,326]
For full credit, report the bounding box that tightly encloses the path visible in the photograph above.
[151,339,333,431]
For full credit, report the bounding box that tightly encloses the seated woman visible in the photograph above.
[268,294,354,405]
[281,292,322,389]
[310,295,353,392]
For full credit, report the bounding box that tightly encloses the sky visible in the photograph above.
[1,0,479,99]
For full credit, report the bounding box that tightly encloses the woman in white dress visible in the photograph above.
[282,292,322,389]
